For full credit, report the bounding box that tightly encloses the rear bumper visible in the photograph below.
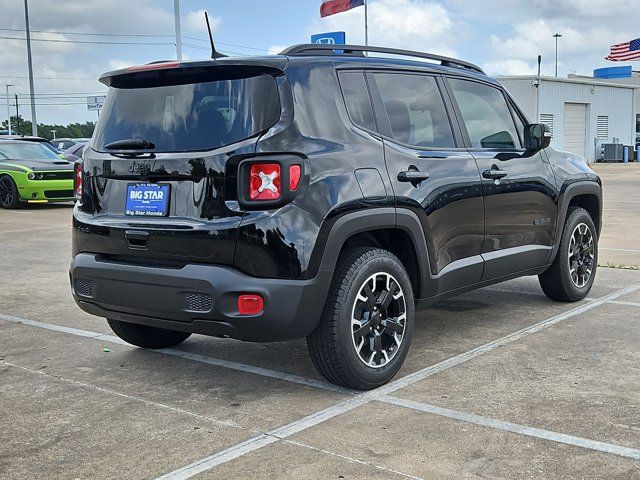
[70,253,331,341]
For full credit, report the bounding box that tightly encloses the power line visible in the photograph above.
[0,27,271,52]
[0,34,176,46]
[0,75,97,80]
[0,27,179,37]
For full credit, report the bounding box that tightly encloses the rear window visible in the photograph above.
[93,74,280,153]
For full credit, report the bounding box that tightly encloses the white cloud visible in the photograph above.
[184,9,221,35]
[307,0,459,57]
[484,59,538,76]
[107,59,136,70]
[268,45,287,55]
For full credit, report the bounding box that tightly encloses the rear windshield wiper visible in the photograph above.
[104,138,155,150]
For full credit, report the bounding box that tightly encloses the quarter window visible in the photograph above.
[338,72,377,132]
[449,79,521,149]
[373,73,455,148]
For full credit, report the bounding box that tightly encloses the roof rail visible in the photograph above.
[280,44,485,75]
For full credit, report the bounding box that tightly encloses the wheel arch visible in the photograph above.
[316,208,430,299]
[549,180,602,264]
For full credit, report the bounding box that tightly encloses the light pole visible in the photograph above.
[4,84,13,135]
[51,129,57,140]
[173,0,182,61]
[24,0,38,136]
[553,33,562,77]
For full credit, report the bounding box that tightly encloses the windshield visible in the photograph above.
[93,73,280,153]
[0,142,61,160]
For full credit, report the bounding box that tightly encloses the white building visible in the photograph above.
[499,76,637,163]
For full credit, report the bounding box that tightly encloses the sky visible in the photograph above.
[0,0,638,126]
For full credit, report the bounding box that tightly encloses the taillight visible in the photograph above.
[124,61,180,72]
[249,163,281,200]
[289,165,301,191]
[74,162,83,199]
[238,157,303,210]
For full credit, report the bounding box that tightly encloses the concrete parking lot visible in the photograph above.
[2,163,640,479]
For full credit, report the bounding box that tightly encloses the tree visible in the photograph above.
[1,115,95,139]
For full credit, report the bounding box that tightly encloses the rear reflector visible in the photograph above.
[249,163,281,200]
[237,294,264,315]
[289,165,301,191]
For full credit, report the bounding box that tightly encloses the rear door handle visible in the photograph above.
[398,170,430,187]
[482,168,508,180]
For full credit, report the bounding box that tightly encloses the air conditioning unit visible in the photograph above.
[603,143,624,162]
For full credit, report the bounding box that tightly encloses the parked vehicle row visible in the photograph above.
[0,140,75,208]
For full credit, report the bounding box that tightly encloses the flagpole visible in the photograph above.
[364,0,368,46]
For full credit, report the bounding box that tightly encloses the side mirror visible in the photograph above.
[524,123,552,150]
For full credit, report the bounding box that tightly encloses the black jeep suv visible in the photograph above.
[70,45,601,390]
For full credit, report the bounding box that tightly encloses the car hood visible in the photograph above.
[0,159,74,171]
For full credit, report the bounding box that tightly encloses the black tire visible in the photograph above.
[0,175,22,209]
[107,319,192,349]
[307,247,415,390]
[539,207,598,302]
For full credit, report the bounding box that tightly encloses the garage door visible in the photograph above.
[564,103,587,157]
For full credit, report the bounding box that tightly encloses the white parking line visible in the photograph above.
[600,247,640,253]
[156,281,640,479]
[0,313,352,395]
[381,396,640,461]
[2,280,640,479]
[1,359,421,480]
[608,300,640,308]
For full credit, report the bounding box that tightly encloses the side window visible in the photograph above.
[373,73,455,148]
[338,72,377,132]
[448,79,521,149]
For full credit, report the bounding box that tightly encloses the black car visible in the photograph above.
[70,45,601,390]
[63,141,88,162]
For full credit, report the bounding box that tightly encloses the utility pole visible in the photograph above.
[553,33,562,77]
[364,0,368,46]
[24,0,38,136]
[15,94,20,133]
[535,55,542,123]
[173,0,182,61]
[4,84,13,135]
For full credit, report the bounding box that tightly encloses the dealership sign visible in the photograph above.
[87,95,106,111]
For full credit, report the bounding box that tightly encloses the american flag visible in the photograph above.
[605,38,640,61]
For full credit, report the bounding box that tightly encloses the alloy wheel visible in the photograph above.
[568,222,595,288]
[0,177,14,208]
[351,272,407,368]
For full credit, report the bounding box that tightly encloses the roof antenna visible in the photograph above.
[204,11,225,59]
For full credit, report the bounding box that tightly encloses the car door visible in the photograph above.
[367,71,485,295]
[444,77,557,281]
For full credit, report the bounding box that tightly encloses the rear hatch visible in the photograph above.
[77,60,284,266]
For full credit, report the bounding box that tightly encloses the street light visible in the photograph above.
[4,84,13,135]
[553,33,562,77]
[51,129,57,140]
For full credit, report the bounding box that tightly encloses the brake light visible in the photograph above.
[74,162,83,199]
[289,165,301,191]
[238,294,264,315]
[249,163,281,200]
[124,62,180,72]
